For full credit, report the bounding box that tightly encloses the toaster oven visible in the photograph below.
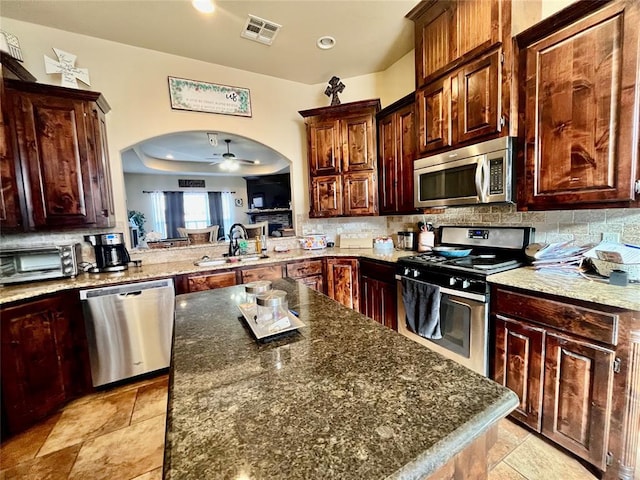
[0,244,82,285]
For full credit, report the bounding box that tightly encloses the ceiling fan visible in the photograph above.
[208,139,259,169]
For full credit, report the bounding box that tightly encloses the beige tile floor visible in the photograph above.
[0,374,600,480]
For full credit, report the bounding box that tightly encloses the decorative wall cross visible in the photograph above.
[44,48,91,89]
[324,76,345,106]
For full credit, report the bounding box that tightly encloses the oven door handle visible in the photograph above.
[395,275,487,303]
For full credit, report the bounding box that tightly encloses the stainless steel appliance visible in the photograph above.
[414,137,515,209]
[84,233,131,273]
[79,279,175,387]
[396,226,534,376]
[0,244,81,285]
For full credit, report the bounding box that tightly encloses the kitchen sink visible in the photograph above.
[194,254,269,267]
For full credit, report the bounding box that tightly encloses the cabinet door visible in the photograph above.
[413,2,455,87]
[298,274,324,294]
[0,79,24,231]
[308,119,341,175]
[417,76,453,154]
[457,50,501,144]
[361,276,397,330]
[310,175,343,217]
[90,106,115,227]
[1,297,69,434]
[378,102,416,214]
[520,1,640,209]
[341,114,376,172]
[493,316,545,431]
[240,265,283,283]
[377,113,397,213]
[343,172,377,216]
[542,333,614,470]
[326,258,359,311]
[9,91,101,228]
[186,271,237,292]
[456,0,501,59]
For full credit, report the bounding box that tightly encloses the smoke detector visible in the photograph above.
[241,14,282,46]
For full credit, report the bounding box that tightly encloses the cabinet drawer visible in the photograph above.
[494,289,618,345]
[241,265,283,283]
[286,260,323,279]
[359,259,395,282]
[187,271,237,292]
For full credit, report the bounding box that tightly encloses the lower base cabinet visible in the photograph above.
[360,259,397,330]
[1,292,92,438]
[491,286,640,479]
[285,260,324,293]
[326,258,359,311]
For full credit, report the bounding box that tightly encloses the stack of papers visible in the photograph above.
[528,241,594,274]
[583,241,640,264]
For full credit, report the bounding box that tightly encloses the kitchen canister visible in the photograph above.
[418,231,435,252]
[256,289,288,325]
[244,280,272,304]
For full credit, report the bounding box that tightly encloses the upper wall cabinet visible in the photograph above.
[1,80,115,231]
[377,93,417,214]
[408,0,503,89]
[516,0,640,210]
[408,0,511,156]
[300,100,380,218]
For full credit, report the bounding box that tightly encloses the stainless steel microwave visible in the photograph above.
[414,137,515,209]
[0,244,82,285]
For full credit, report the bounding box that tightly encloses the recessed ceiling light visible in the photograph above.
[165,153,174,159]
[317,36,336,50]
[254,160,260,165]
[192,0,215,14]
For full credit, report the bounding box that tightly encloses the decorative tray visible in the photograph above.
[237,303,305,340]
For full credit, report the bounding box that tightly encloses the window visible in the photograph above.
[150,192,167,238]
[183,192,210,228]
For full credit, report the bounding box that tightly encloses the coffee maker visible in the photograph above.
[84,233,131,273]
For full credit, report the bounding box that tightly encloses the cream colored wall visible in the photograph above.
[512,0,578,35]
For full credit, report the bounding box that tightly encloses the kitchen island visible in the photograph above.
[165,279,518,479]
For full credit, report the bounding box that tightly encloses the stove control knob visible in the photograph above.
[412,269,420,278]
[449,277,457,286]
[462,279,471,289]
[403,267,411,276]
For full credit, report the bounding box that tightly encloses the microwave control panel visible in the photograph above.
[489,158,504,194]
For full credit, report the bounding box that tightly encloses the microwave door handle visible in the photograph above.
[482,156,491,201]
[475,157,486,203]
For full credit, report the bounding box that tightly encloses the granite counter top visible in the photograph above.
[0,248,412,305]
[488,267,640,311]
[165,279,518,480]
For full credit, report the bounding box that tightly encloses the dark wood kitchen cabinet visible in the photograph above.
[377,93,417,214]
[300,100,380,218]
[359,259,397,330]
[325,258,359,311]
[1,292,92,437]
[2,79,115,230]
[491,285,640,478]
[177,269,238,294]
[408,0,511,156]
[408,0,503,89]
[516,0,640,210]
[416,48,503,155]
[286,259,324,293]
[240,264,284,283]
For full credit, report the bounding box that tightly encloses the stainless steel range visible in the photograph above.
[396,226,535,376]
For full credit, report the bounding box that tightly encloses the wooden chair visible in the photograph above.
[242,221,268,239]
[177,225,220,244]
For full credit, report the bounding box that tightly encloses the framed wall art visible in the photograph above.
[168,76,252,117]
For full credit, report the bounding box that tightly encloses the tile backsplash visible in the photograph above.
[298,205,640,246]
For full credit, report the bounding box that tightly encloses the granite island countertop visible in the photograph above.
[487,267,640,311]
[164,278,518,480]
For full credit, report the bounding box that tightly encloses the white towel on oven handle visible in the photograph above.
[401,278,442,340]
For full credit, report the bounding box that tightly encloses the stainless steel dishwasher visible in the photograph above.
[79,278,175,387]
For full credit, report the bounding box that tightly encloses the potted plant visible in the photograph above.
[127,210,146,238]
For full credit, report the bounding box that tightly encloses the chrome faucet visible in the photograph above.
[228,223,248,256]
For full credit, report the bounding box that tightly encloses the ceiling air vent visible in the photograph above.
[241,14,282,46]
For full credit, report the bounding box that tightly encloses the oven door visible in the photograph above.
[396,277,489,376]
